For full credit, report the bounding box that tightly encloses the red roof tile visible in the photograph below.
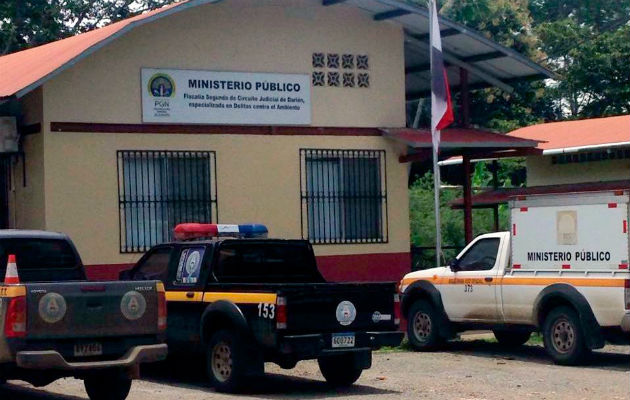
[508,115,630,150]
[0,2,183,99]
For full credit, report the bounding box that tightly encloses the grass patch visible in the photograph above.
[376,338,414,353]
[527,332,544,345]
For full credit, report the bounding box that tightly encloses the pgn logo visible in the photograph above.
[154,100,170,108]
[148,73,175,98]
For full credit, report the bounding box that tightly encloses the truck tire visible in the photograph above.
[407,299,442,351]
[206,329,250,393]
[84,370,132,400]
[318,354,363,387]
[493,330,531,347]
[542,306,590,365]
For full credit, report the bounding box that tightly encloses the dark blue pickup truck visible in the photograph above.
[0,230,168,400]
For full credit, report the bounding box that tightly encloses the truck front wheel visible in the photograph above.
[407,300,442,351]
[206,329,252,392]
[318,354,363,387]
[542,306,590,365]
[84,370,132,400]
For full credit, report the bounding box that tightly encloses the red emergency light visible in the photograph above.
[174,223,268,240]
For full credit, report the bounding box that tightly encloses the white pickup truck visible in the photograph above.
[400,190,630,365]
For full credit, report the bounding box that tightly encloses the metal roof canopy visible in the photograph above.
[382,127,543,163]
[328,0,554,101]
[0,0,554,104]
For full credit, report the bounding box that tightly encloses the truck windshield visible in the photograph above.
[0,238,85,282]
[214,241,325,283]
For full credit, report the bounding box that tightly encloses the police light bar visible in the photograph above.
[174,223,268,240]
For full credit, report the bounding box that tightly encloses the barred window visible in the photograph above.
[117,151,217,253]
[300,149,388,244]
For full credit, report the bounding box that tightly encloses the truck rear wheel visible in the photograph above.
[542,306,590,365]
[493,330,531,347]
[84,370,132,400]
[407,300,442,351]
[318,354,363,387]
[206,329,252,393]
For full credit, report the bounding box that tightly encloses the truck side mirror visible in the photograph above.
[449,258,460,272]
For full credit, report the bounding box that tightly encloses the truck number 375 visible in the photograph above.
[464,284,473,293]
[257,303,275,319]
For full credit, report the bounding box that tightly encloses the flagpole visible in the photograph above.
[432,130,442,268]
[429,0,442,268]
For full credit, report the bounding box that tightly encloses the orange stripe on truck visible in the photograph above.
[401,276,626,288]
[0,285,26,297]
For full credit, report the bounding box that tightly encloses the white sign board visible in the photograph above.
[141,68,311,125]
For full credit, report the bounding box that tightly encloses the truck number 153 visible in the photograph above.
[257,303,275,319]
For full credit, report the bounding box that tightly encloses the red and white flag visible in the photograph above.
[430,0,454,150]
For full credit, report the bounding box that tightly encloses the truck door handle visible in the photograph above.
[484,277,493,283]
[186,292,195,299]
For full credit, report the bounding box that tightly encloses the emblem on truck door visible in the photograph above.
[120,291,147,321]
[336,301,356,326]
[38,292,67,324]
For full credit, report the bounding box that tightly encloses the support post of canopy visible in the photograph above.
[459,67,470,128]
[491,160,500,231]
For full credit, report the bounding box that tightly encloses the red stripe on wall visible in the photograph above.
[315,252,411,282]
[85,252,412,283]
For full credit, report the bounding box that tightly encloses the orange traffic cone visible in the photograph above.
[4,254,20,285]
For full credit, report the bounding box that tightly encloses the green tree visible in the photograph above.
[0,0,177,55]
[536,19,629,116]
[410,170,510,269]
[438,0,558,131]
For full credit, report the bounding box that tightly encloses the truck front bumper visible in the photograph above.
[15,343,168,371]
[621,313,630,333]
[278,331,404,359]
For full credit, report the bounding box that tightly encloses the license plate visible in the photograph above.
[332,333,355,348]
[74,342,103,357]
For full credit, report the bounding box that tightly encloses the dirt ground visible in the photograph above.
[1,337,628,400]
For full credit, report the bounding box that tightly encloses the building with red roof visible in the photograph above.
[450,115,630,209]
[510,115,629,186]
[0,0,550,280]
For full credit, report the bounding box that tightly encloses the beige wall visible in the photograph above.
[526,155,630,186]
[43,0,405,128]
[11,88,45,229]
[23,0,410,266]
[42,131,409,265]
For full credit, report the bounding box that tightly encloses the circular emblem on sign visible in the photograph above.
[336,300,357,326]
[148,73,175,97]
[372,311,382,323]
[120,291,147,321]
[186,250,201,275]
[38,292,67,324]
